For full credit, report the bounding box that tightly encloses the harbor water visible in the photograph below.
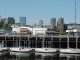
[0,54,80,60]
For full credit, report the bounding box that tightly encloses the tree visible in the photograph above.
[59,29,64,35]
[0,21,4,28]
[0,21,12,31]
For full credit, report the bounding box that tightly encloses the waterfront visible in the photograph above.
[0,35,80,55]
[0,35,80,49]
[0,54,80,60]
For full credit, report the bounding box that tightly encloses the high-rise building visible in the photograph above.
[19,17,26,25]
[39,20,43,27]
[57,18,64,24]
[1,19,5,22]
[50,17,56,29]
[7,17,15,24]
[4,18,8,24]
[57,17,64,32]
[1,18,8,23]
[0,16,1,21]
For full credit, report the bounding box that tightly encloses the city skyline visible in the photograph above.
[0,0,80,25]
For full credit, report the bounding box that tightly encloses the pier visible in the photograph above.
[0,35,79,49]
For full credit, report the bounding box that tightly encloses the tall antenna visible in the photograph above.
[75,0,76,29]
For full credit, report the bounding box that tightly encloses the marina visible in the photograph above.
[0,0,80,59]
[0,35,80,56]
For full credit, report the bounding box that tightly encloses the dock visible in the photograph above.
[0,35,79,49]
[0,35,80,56]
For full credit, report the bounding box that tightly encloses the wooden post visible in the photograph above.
[36,37,37,48]
[76,36,78,49]
[42,36,44,48]
[51,36,53,48]
[59,37,61,48]
[28,37,29,48]
[13,37,14,47]
[5,36,7,47]
[67,32,69,49]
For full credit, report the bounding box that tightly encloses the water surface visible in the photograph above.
[0,54,80,60]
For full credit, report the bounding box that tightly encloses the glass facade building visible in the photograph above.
[8,17,15,24]
[19,17,26,25]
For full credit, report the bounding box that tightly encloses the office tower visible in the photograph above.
[50,17,56,29]
[57,17,64,32]
[0,16,1,21]
[57,18,64,24]
[7,17,15,24]
[1,18,8,23]
[0,16,8,24]
[39,20,43,27]
[1,18,5,22]
[19,17,26,25]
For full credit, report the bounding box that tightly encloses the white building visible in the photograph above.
[12,27,47,36]
[31,28,47,36]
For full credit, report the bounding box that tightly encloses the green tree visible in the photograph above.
[49,28,55,31]
[59,29,64,35]
[0,21,4,28]
[0,21,12,31]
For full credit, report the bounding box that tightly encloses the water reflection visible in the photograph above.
[0,54,80,60]
[60,54,80,60]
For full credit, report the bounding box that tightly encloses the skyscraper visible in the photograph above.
[57,17,64,33]
[50,17,56,29]
[1,18,8,23]
[39,20,43,27]
[57,18,64,24]
[7,17,15,24]
[0,16,1,21]
[19,17,26,25]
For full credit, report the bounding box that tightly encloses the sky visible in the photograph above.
[0,0,80,25]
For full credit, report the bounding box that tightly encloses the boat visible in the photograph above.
[0,41,10,55]
[35,48,58,56]
[10,36,35,56]
[60,49,80,54]
[10,47,34,56]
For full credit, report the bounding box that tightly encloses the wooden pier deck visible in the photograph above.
[0,35,79,49]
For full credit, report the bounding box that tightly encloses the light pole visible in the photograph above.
[75,0,78,49]
[75,0,76,29]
